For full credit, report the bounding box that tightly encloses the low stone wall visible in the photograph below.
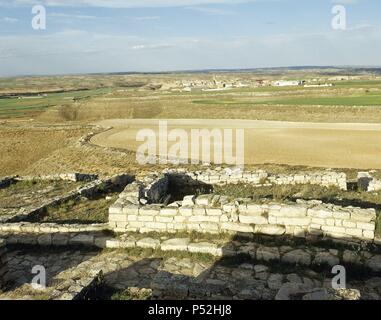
[357,172,381,192]
[0,222,108,234]
[358,172,381,192]
[109,196,377,243]
[106,234,381,272]
[16,173,99,183]
[0,223,110,248]
[0,239,7,289]
[2,228,380,273]
[165,168,348,190]
[368,180,381,192]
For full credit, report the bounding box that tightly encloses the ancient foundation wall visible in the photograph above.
[109,196,376,243]
[166,169,347,190]
[116,173,169,205]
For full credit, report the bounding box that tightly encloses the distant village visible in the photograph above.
[155,75,363,92]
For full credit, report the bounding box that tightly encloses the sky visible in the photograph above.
[0,0,380,76]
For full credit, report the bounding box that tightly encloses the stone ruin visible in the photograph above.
[0,169,380,300]
[109,169,376,243]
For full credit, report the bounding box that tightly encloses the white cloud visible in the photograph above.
[1,0,260,8]
[2,17,19,23]
[1,23,380,77]
[332,0,359,4]
[49,12,98,19]
[130,16,161,21]
[185,6,235,15]
[132,43,175,50]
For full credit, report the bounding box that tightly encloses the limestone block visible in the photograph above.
[199,222,219,232]
[307,208,332,219]
[179,207,193,216]
[222,203,236,213]
[172,223,188,230]
[105,239,121,248]
[351,209,376,222]
[246,204,265,215]
[356,222,375,231]
[127,215,138,222]
[161,238,190,251]
[311,218,325,225]
[145,222,167,230]
[136,237,160,249]
[138,216,154,222]
[174,216,187,223]
[254,225,286,236]
[293,227,306,238]
[127,221,144,229]
[189,215,220,223]
[334,219,343,227]
[187,223,202,232]
[139,206,160,216]
[221,222,254,233]
[362,230,375,240]
[109,204,123,214]
[332,211,350,220]
[344,228,363,238]
[195,195,213,206]
[342,220,357,228]
[182,195,196,206]
[206,208,223,216]
[239,213,268,225]
[122,205,139,215]
[192,206,207,216]
[188,242,222,256]
[276,217,311,227]
[278,205,307,218]
[155,216,173,223]
[160,207,178,216]
[321,226,346,234]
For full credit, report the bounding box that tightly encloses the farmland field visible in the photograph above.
[1,71,381,175]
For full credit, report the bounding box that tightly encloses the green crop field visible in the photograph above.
[0,88,110,118]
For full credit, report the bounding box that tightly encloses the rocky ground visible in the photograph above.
[1,246,380,300]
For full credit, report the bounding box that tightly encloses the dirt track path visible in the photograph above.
[91,119,381,169]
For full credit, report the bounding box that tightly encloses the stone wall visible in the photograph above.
[358,172,381,192]
[116,173,169,206]
[109,196,377,243]
[0,239,7,289]
[17,173,98,183]
[0,223,110,248]
[165,168,347,190]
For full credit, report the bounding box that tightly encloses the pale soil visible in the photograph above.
[91,119,381,170]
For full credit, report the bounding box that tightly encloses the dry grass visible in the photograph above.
[0,124,88,176]
[32,194,118,224]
